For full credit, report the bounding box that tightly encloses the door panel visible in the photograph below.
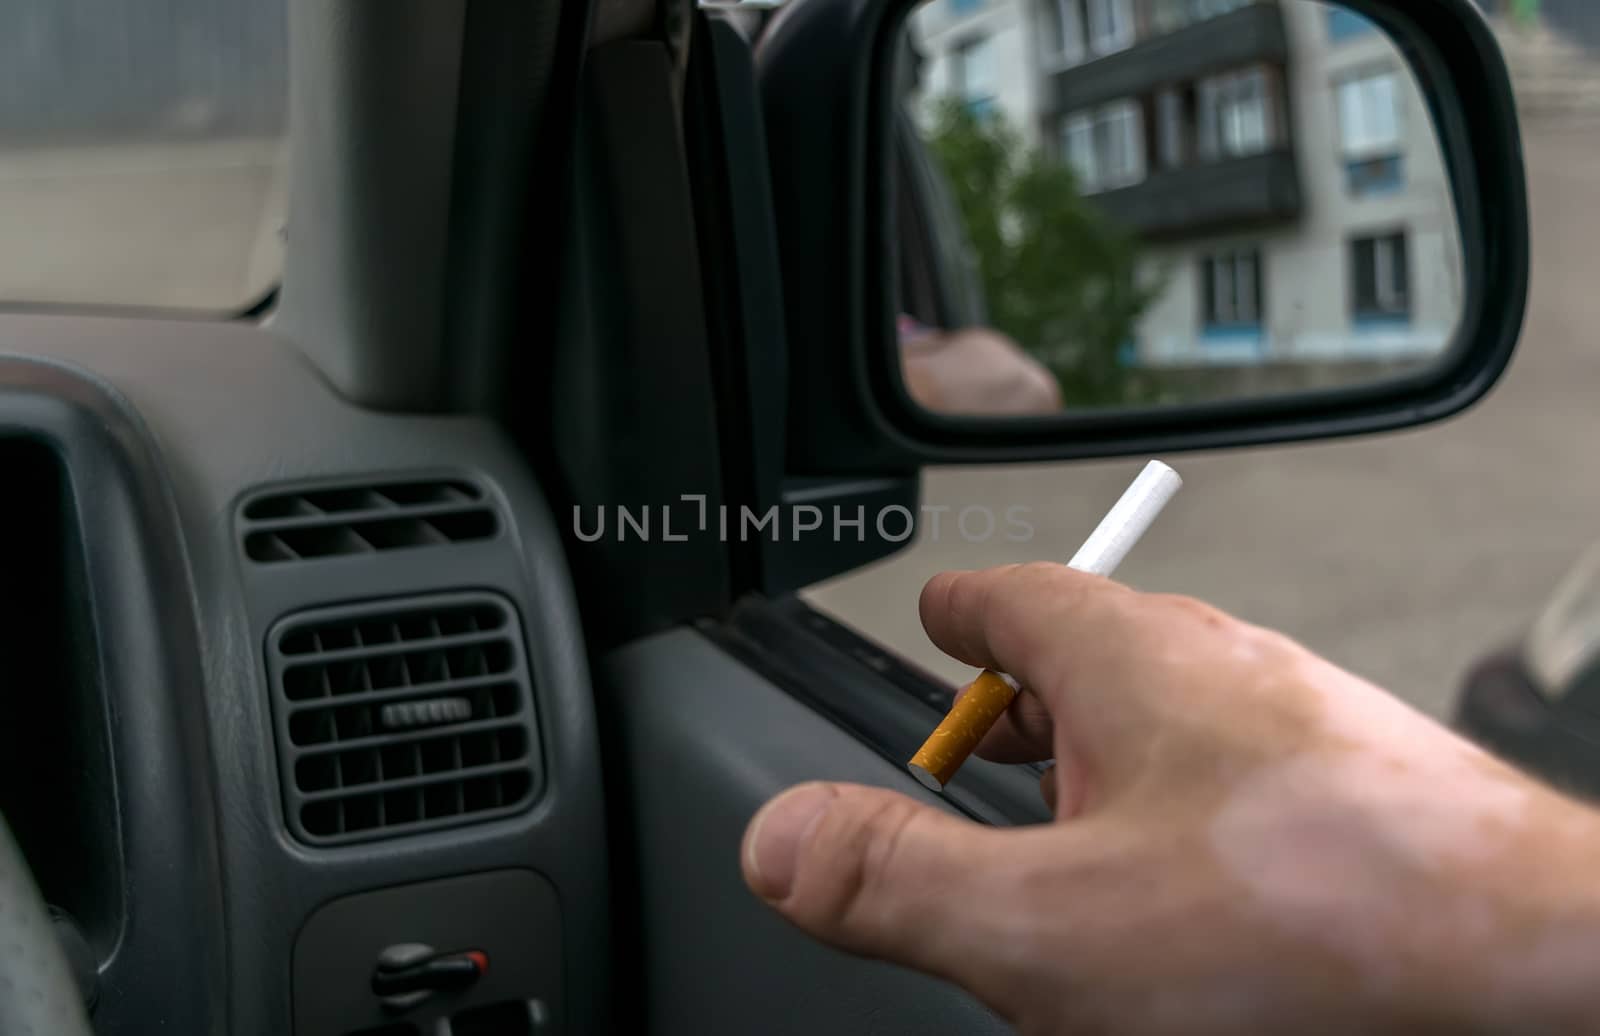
[599,629,1013,1035]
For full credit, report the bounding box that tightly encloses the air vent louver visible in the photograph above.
[267,593,539,845]
[242,479,498,563]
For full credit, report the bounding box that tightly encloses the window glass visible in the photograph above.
[1086,0,1134,55]
[0,0,289,312]
[1347,154,1406,195]
[1202,249,1263,327]
[1098,100,1146,188]
[1200,68,1272,161]
[1150,0,1190,33]
[1060,102,1146,193]
[1338,71,1403,159]
[1152,0,1254,32]
[955,36,999,110]
[1351,232,1410,320]
[1221,72,1268,155]
[1062,114,1097,187]
[1327,7,1378,41]
[1038,0,1067,59]
[1157,90,1185,168]
[1040,0,1087,66]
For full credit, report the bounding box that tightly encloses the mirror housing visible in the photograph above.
[757,0,1528,469]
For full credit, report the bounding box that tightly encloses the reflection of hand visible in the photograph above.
[743,564,1600,1034]
[900,325,1063,416]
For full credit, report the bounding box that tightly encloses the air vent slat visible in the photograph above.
[295,715,524,758]
[241,478,498,563]
[279,603,506,654]
[280,629,510,669]
[250,500,488,534]
[267,593,539,846]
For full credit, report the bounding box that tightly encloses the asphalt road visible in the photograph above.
[809,121,1600,718]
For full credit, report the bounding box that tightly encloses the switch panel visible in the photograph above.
[292,870,562,1036]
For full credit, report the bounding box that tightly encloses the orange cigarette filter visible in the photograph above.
[908,669,1020,791]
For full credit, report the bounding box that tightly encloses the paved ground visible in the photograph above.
[809,121,1600,718]
[0,137,284,311]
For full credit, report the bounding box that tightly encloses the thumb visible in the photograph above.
[741,781,1022,990]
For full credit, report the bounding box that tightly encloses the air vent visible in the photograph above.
[241,479,498,563]
[266,593,539,846]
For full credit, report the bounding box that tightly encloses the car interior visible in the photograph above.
[0,0,1530,1033]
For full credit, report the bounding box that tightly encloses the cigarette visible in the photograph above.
[907,460,1183,791]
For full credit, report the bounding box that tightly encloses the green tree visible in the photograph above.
[924,98,1161,407]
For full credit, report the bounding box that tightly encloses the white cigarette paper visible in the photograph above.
[1067,460,1184,578]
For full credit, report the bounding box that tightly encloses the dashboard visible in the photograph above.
[0,314,610,1035]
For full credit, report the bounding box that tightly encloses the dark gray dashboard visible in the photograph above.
[0,313,611,1034]
[0,309,1022,1036]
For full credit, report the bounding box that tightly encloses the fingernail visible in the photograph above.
[744,783,837,901]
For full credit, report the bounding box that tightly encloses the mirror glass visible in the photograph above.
[893,0,1465,416]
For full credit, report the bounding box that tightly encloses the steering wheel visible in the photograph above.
[0,815,93,1036]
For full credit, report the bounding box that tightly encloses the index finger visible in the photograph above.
[918,563,1137,687]
[918,563,1248,725]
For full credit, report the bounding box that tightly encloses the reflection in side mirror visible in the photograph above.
[894,0,1464,416]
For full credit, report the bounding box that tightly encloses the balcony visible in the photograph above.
[1090,148,1301,240]
[1046,3,1289,114]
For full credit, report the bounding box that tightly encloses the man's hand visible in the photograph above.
[741,564,1600,1035]
[900,326,1064,416]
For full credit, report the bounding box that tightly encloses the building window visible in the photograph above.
[1040,0,1129,64]
[1157,89,1187,169]
[1150,0,1189,33]
[1198,68,1273,161]
[1086,0,1135,55]
[1351,232,1410,322]
[1338,69,1404,193]
[1338,70,1402,155]
[1201,249,1263,329]
[953,36,998,116]
[1060,100,1146,193]
[1100,100,1145,186]
[1347,154,1405,194]
[1152,0,1256,33]
[1063,114,1096,187]
[1327,8,1377,41]
[1038,0,1087,66]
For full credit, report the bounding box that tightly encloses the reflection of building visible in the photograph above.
[909,0,1462,369]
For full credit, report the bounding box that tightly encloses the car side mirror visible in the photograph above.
[757,0,1528,468]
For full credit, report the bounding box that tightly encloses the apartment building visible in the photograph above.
[909,0,1462,369]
